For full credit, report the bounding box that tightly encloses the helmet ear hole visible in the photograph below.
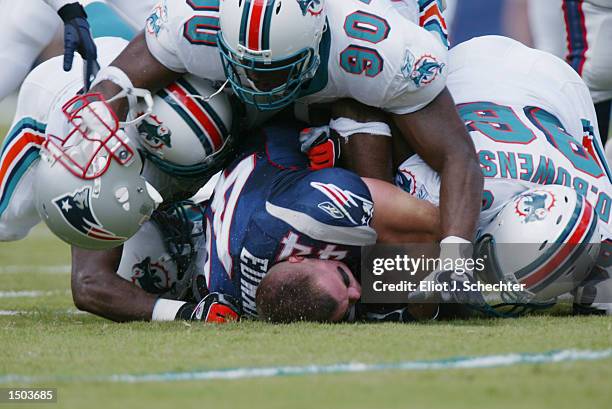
[538,240,548,251]
[276,2,282,14]
[556,215,562,225]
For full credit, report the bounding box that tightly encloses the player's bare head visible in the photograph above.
[256,256,361,323]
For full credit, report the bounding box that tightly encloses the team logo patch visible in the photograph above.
[53,186,126,242]
[137,114,172,150]
[514,191,556,223]
[146,3,167,37]
[131,257,172,294]
[311,182,373,226]
[401,50,445,88]
[296,0,323,16]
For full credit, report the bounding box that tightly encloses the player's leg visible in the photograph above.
[563,0,612,143]
[0,0,60,100]
[0,89,47,240]
[528,0,566,58]
[0,49,77,241]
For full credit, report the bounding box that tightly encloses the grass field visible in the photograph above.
[1,119,612,409]
[1,225,612,409]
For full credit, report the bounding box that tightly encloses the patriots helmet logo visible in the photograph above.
[296,0,323,16]
[53,186,126,242]
[515,191,556,223]
[138,115,172,150]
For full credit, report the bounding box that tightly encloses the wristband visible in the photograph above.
[151,298,186,321]
[329,117,392,139]
[57,2,86,21]
[439,236,473,274]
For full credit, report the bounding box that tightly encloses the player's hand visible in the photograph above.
[299,126,341,170]
[58,2,99,91]
[178,293,241,323]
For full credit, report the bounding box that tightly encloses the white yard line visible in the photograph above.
[0,309,85,316]
[0,290,69,298]
[0,265,71,274]
[0,348,610,384]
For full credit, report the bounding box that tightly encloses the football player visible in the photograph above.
[392,36,611,314]
[70,119,441,322]
[83,0,483,254]
[0,34,235,247]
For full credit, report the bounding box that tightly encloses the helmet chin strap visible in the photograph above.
[91,65,155,126]
[187,79,229,103]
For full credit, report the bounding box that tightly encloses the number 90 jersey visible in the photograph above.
[145,0,448,114]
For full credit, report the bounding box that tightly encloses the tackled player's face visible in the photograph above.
[287,256,361,322]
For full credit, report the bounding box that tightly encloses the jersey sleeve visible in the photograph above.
[145,0,225,79]
[145,0,188,73]
[266,168,377,246]
[381,26,448,115]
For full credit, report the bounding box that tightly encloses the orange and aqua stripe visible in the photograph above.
[418,0,449,48]
[515,194,599,293]
[0,118,46,216]
[157,80,228,156]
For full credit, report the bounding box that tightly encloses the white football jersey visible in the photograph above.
[145,0,448,114]
[396,36,612,239]
[145,0,226,78]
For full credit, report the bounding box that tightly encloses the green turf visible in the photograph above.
[1,120,611,408]
[1,226,612,408]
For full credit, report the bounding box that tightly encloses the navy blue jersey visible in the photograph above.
[198,121,377,316]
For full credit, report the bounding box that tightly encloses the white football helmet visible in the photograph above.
[134,75,235,180]
[218,0,327,110]
[117,201,205,300]
[35,95,163,250]
[475,185,602,303]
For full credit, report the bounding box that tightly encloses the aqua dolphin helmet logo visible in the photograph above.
[515,191,556,223]
[131,257,172,294]
[138,114,172,150]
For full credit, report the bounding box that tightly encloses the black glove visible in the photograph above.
[175,293,241,323]
[58,2,99,91]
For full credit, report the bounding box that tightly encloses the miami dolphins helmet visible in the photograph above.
[117,201,205,300]
[475,185,601,304]
[134,75,235,180]
[217,0,327,110]
[35,102,163,250]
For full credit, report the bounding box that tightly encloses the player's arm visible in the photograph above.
[332,99,394,182]
[392,88,483,242]
[71,246,157,322]
[71,246,240,323]
[89,31,181,120]
[300,100,394,182]
[363,178,440,243]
